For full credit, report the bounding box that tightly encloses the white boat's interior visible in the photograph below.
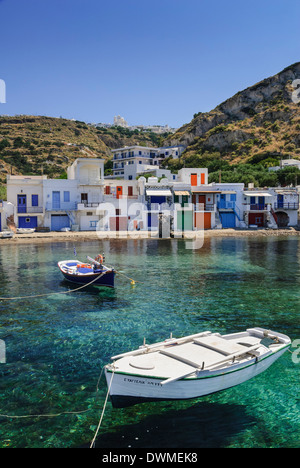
[58,259,110,276]
[109,328,290,382]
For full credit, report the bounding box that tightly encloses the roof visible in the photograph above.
[192,189,219,193]
[244,192,272,197]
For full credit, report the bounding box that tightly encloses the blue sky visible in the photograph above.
[0,0,299,128]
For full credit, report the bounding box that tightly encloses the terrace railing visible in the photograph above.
[274,202,299,210]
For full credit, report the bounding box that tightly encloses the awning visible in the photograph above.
[174,191,190,196]
[146,190,172,197]
[244,192,272,197]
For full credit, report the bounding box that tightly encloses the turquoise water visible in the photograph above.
[0,237,299,448]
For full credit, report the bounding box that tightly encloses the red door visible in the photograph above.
[116,186,123,199]
[249,213,264,227]
[191,174,198,186]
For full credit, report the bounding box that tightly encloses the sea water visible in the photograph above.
[0,237,299,448]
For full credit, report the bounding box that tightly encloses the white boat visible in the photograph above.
[0,230,14,238]
[105,328,291,408]
[16,228,35,234]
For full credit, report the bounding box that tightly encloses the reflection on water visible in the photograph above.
[0,237,299,448]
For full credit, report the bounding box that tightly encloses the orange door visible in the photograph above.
[194,212,211,229]
[116,186,123,199]
[201,173,206,185]
[204,212,211,229]
[191,174,198,186]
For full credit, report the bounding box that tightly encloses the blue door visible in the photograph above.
[277,194,284,208]
[51,215,70,231]
[220,212,236,228]
[18,216,37,228]
[52,191,60,210]
[148,213,158,229]
[258,196,265,210]
[17,194,27,213]
[219,194,226,209]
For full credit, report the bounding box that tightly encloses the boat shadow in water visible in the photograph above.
[59,280,116,297]
[89,401,256,448]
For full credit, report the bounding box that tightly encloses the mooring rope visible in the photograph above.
[90,367,115,449]
[0,271,107,301]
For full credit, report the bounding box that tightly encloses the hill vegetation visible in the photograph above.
[0,115,170,183]
[163,62,300,186]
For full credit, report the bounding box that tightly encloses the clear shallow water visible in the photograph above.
[0,237,299,448]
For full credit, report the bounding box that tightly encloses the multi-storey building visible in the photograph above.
[111,145,184,179]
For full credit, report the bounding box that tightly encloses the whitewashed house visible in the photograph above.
[242,188,299,228]
[43,179,79,231]
[6,174,46,230]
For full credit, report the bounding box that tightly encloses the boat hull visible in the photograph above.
[61,270,115,287]
[105,346,289,408]
[58,260,115,288]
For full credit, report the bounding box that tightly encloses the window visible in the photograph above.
[63,191,70,202]
[32,195,38,206]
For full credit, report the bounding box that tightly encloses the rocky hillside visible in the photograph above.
[165,62,300,165]
[0,116,169,182]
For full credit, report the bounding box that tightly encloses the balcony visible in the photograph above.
[217,201,236,210]
[45,202,77,211]
[77,202,102,210]
[274,202,299,210]
[244,204,269,211]
[195,203,215,212]
[78,178,104,185]
[147,202,174,211]
[17,206,44,214]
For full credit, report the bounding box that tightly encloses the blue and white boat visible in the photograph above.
[58,255,115,288]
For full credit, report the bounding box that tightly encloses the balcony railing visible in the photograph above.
[195,203,215,212]
[217,201,236,210]
[274,202,299,210]
[17,206,44,214]
[45,202,77,211]
[245,204,268,211]
[147,202,174,211]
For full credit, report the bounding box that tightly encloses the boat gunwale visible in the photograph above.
[105,343,291,382]
[58,259,114,277]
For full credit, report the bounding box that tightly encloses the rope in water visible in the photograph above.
[0,271,106,300]
[90,367,115,449]
[0,365,109,421]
